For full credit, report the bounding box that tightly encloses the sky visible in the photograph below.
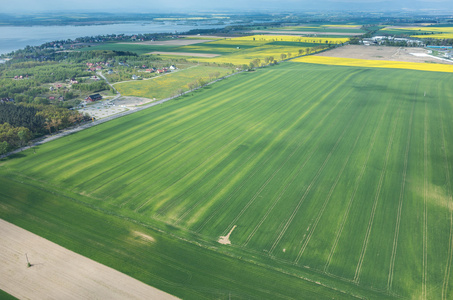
[1,0,453,13]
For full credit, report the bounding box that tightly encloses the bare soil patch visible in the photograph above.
[112,96,154,107]
[149,51,220,58]
[218,225,237,245]
[315,45,453,64]
[250,30,362,36]
[0,219,178,300]
[123,39,213,46]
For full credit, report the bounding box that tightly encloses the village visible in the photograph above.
[6,54,181,119]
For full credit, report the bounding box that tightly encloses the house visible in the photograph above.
[132,75,139,80]
[58,96,64,101]
[169,65,176,70]
[49,96,55,100]
[107,70,114,75]
[96,66,102,70]
[86,94,103,102]
[70,79,78,84]
[145,69,154,73]
[156,69,165,74]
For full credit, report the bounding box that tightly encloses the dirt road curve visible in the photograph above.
[0,219,178,300]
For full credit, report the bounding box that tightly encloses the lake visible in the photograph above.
[0,21,227,55]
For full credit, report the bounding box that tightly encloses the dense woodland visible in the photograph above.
[0,102,87,154]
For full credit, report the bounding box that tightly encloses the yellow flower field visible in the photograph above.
[411,33,453,39]
[383,26,453,39]
[292,56,453,73]
[387,27,452,32]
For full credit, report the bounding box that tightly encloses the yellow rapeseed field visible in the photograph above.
[389,27,450,32]
[292,56,453,73]
[383,26,453,39]
[411,33,453,39]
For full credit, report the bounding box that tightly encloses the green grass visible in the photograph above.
[267,25,365,34]
[0,290,17,300]
[1,62,453,299]
[377,28,420,36]
[80,40,263,56]
[114,65,234,99]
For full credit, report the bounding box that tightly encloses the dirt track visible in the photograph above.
[0,219,178,299]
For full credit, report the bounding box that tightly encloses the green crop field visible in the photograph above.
[1,61,453,299]
[114,65,234,99]
[78,36,337,66]
[80,43,182,55]
[0,289,17,300]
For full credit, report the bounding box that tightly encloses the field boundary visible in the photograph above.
[0,218,178,300]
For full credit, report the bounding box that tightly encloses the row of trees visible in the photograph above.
[245,46,329,70]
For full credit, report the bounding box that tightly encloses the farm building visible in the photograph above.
[86,94,102,102]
